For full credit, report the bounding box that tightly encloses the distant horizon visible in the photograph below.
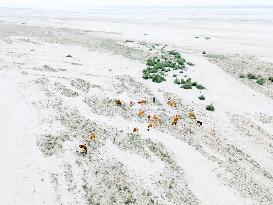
[1,5,273,11]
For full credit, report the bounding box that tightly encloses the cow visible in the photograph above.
[137,110,145,117]
[147,123,153,131]
[115,99,122,106]
[90,132,97,141]
[172,115,181,125]
[188,111,196,120]
[133,128,139,133]
[167,100,177,107]
[79,144,88,155]
[153,115,158,126]
[138,99,146,105]
[129,101,135,107]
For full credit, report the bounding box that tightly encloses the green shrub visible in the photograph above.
[239,74,245,78]
[146,57,160,66]
[152,74,165,83]
[142,73,150,79]
[169,50,181,58]
[206,104,215,111]
[143,66,158,74]
[198,95,205,100]
[247,73,257,80]
[66,54,73,58]
[196,84,205,89]
[186,78,192,83]
[192,81,197,86]
[153,62,164,70]
[180,79,186,84]
[177,58,186,65]
[173,74,177,77]
[268,77,273,82]
[111,196,117,203]
[181,83,192,89]
[256,77,266,85]
[174,78,180,84]
[164,60,176,68]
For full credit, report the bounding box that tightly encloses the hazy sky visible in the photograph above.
[0,0,272,9]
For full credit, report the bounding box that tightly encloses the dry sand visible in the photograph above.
[0,7,273,205]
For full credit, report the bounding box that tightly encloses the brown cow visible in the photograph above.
[138,99,146,105]
[137,110,145,117]
[167,100,177,107]
[153,115,158,127]
[171,115,181,125]
[147,123,153,131]
[89,132,97,141]
[79,144,88,155]
[133,128,139,133]
[115,99,122,106]
[188,111,196,120]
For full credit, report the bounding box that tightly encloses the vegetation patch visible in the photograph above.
[196,84,206,90]
[239,74,245,78]
[256,77,266,85]
[198,95,205,100]
[241,73,272,86]
[143,50,188,83]
[181,83,192,90]
[247,73,257,80]
[206,104,215,111]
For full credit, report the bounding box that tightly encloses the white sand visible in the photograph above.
[0,7,273,205]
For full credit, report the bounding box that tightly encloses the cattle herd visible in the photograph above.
[79,98,202,156]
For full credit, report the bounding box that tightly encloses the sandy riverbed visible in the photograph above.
[0,7,273,205]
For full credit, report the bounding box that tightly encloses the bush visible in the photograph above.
[66,54,73,58]
[256,78,266,85]
[169,50,181,58]
[181,83,192,89]
[239,74,245,78]
[173,74,177,78]
[152,74,165,83]
[268,77,273,82]
[206,104,215,111]
[142,73,151,79]
[198,95,205,100]
[153,62,164,70]
[146,57,160,66]
[177,58,186,65]
[180,79,186,84]
[196,84,205,89]
[164,60,176,68]
[247,73,257,80]
[192,81,197,86]
[186,78,192,83]
[143,66,158,74]
[174,78,180,84]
